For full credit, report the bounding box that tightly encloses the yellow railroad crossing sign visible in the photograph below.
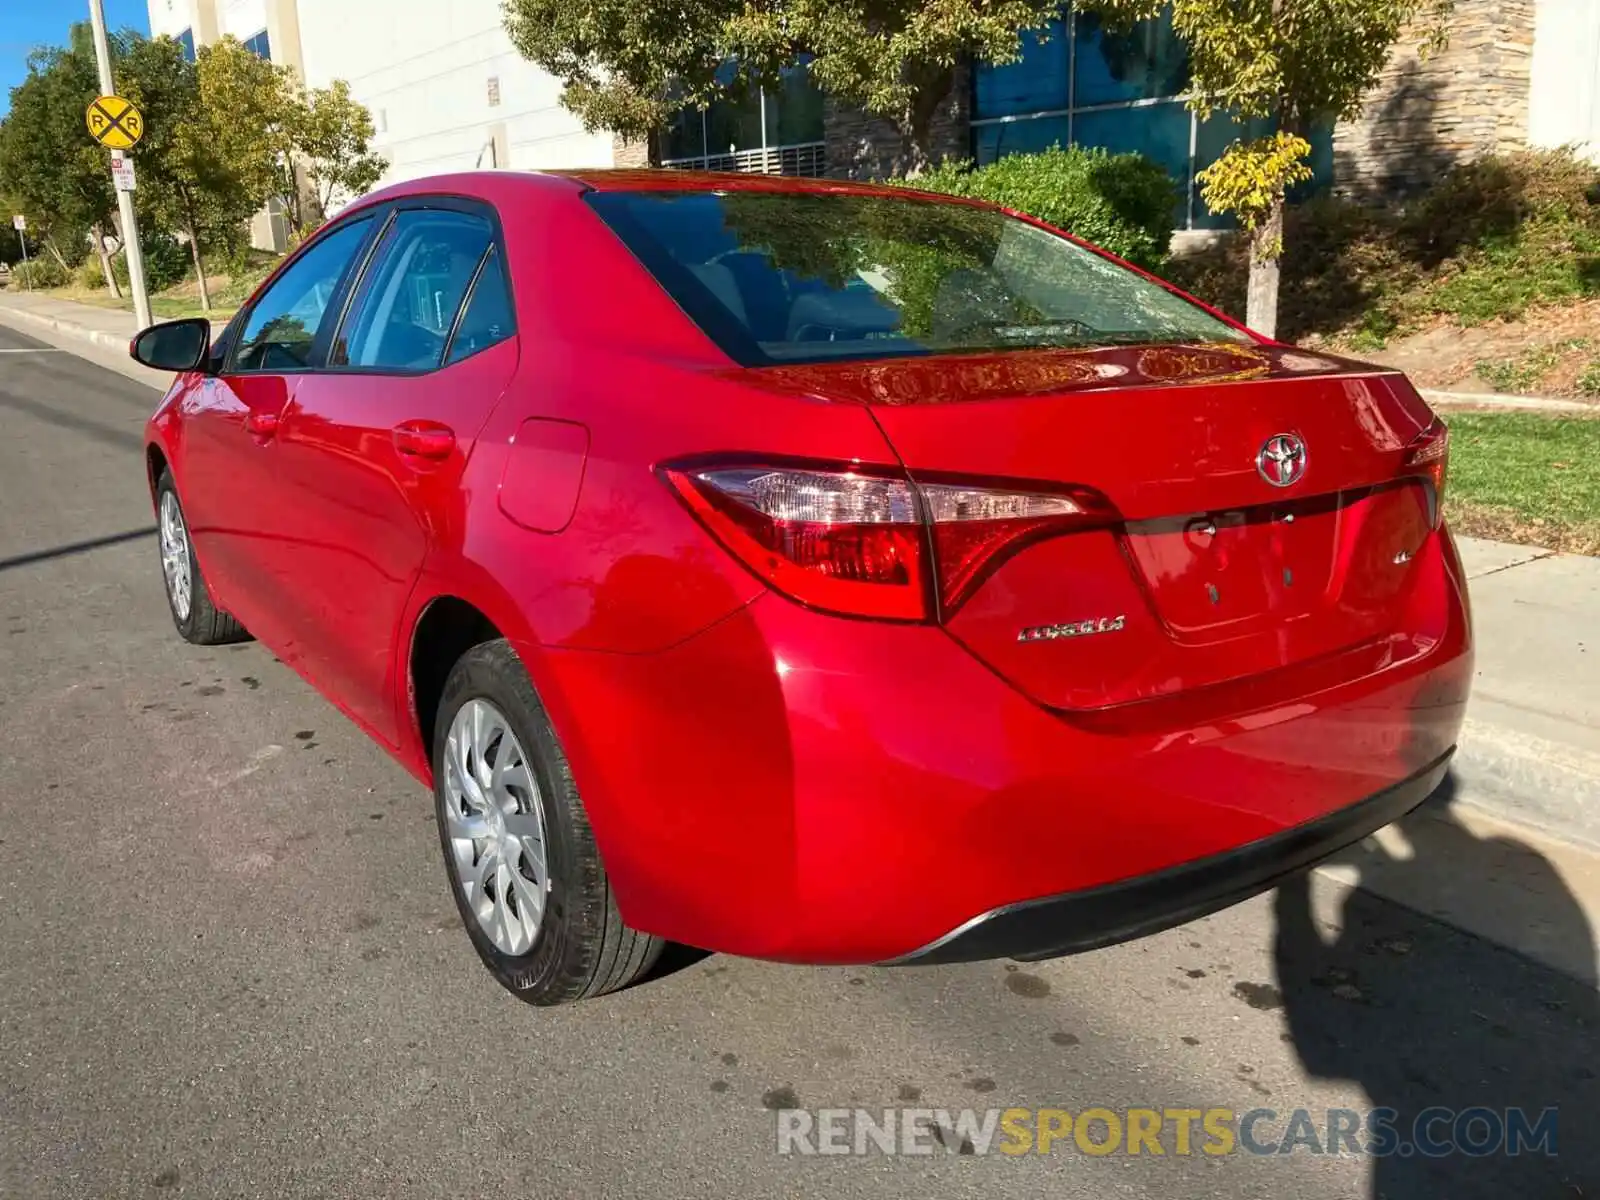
[85,95,144,150]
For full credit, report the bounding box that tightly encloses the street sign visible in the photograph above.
[111,150,137,192]
[10,215,24,232]
[85,94,144,149]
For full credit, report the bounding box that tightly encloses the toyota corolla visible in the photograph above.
[134,170,1471,1005]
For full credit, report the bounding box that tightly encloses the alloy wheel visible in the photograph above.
[158,491,192,622]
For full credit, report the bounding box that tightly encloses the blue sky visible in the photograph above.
[1,0,150,118]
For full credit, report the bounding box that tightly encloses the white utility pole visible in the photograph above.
[87,0,152,329]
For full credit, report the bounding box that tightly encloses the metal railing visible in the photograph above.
[660,141,827,177]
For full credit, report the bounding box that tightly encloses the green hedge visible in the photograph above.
[906,147,1180,270]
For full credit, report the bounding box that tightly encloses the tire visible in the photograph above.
[432,639,663,1004]
[155,470,251,646]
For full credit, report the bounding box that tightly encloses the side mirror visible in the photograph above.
[130,318,212,373]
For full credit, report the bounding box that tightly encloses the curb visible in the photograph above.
[1450,717,1600,853]
[0,300,135,353]
[1420,388,1595,413]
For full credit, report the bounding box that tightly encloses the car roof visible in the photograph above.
[351,168,967,210]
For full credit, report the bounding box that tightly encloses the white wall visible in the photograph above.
[146,0,207,41]
[216,0,268,41]
[1530,0,1600,160]
[295,0,614,190]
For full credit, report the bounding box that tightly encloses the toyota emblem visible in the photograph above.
[1257,433,1307,488]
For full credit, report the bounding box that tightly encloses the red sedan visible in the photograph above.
[133,170,1471,1005]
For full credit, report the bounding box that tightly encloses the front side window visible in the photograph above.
[331,210,495,371]
[230,217,373,372]
[588,190,1245,367]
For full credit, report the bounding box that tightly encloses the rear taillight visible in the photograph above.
[664,464,1117,621]
[1403,419,1450,525]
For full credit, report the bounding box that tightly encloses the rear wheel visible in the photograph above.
[155,471,250,645]
[432,639,663,1004]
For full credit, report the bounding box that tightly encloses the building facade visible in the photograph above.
[145,0,619,244]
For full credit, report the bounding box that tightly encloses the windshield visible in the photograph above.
[586,189,1248,366]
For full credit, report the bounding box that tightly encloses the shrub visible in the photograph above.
[112,231,190,293]
[907,146,1180,270]
[78,257,109,289]
[11,258,68,289]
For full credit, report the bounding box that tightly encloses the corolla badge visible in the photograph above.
[1257,433,1308,487]
[1017,615,1126,643]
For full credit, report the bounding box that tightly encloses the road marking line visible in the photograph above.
[0,348,64,353]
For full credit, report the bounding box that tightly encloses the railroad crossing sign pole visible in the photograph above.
[87,0,151,328]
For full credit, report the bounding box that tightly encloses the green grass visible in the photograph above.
[1445,413,1600,553]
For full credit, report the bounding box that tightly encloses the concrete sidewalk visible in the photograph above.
[0,287,149,350]
[1450,537,1600,848]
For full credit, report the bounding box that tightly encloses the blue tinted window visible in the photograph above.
[177,28,195,61]
[242,29,271,59]
[1070,11,1188,107]
[974,18,1068,119]
[974,115,1069,166]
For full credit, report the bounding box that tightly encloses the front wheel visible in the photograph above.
[155,471,250,645]
[433,639,663,1004]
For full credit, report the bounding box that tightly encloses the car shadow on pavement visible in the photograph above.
[1273,769,1599,1198]
[0,526,155,573]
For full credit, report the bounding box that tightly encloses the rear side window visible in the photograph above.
[331,209,495,371]
[586,190,1245,366]
[231,217,373,372]
[446,246,514,365]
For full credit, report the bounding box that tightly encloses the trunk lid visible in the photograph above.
[751,342,1442,710]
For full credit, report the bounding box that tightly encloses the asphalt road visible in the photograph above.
[1,318,1596,1199]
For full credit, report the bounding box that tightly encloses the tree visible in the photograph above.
[118,35,270,312]
[0,25,125,292]
[502,0,1061,173]
[289,80,386,228]
[1085,0,1451,337]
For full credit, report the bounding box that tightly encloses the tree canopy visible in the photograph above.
[502,0,1061,166]
[0,25,387,307]
[0,25,119,270]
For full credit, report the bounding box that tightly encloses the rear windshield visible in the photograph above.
[586,189,1247,366]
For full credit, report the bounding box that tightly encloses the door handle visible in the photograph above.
[245,410,280,438]
[393,420,456,461]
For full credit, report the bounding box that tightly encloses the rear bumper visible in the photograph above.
[531,525,1473,965]
[892,749,1452,965]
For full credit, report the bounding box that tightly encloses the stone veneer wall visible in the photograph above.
[1333,0,1536,197]
[822,62,971,179]
[611,135,655,168]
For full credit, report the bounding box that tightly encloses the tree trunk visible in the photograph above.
[91,224,122,299]
[45,239,70,272]
[185,219,212,314]
[1246,195,1285,339]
